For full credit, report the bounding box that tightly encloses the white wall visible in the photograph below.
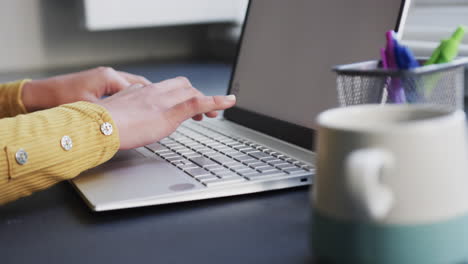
[0,0,201,73]
[84,0,248,31]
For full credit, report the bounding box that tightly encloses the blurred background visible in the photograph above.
[0,0,466,89]
[402,0,468,56]
[0,0,247,74]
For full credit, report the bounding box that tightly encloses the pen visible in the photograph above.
[384,30,405,103]
[394,44,419,69]
[425,26,465,65]
[423,26,465,97]
[394,41,420,102]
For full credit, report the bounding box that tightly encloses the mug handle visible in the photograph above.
[344,148,395,221]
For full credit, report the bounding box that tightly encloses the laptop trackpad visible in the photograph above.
[72,149,204,206]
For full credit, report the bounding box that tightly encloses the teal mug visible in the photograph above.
[311,104,468,264]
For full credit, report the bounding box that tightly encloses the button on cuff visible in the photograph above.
[100,122,113,136]
[61,136,73,151]
[15,149,28,165]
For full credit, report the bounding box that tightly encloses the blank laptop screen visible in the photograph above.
[225,0,409,149]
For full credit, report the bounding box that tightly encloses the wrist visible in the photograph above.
[22,79,55,112]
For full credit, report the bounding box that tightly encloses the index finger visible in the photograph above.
[117,71,151,86]
[168,95,236,125]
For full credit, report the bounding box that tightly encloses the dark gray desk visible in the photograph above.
[0,62,312,264]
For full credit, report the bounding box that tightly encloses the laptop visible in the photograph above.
[71,0,410,211]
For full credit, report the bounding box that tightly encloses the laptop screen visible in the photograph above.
[224,0,410,150]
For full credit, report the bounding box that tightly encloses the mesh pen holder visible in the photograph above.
[333,57,468,110]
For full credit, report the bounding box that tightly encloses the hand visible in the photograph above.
[21,67,151,112]
[97,77,236,150]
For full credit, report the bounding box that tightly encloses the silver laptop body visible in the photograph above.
[71,0,410,211]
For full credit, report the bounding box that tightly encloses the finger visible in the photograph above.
[149,77,198,107]
[129,83,145,89]
[117,71,151,85]
[192,114,204,121]
[168,95,236,124]
[190,87,219,118]
[107,74,132,94]
[153,76,193,93]
[204,111,218,118]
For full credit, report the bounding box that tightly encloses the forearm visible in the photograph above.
[0,101,119,205]
[0,80,30,118]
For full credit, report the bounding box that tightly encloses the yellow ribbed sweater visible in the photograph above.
[0,80,120,205]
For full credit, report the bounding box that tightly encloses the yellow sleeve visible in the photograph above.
[0,101,120,205]
[0,79,30,118]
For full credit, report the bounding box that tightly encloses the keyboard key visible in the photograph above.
[238,171,262,177]
[240,148,257,154]
[175,147,192,153]
[172,160,185,166]
[271,153,285,158]
[249,162,268,169]
[198,139,217,145]
[170,145,185,150]
[188,144,205,150]
[283,167,309,174]
[184,153,202,158]
[160,138,173,144]
[234,155,256,162]
[196,175,218,181]
[189,156,219,168]
[226,161,247,169]
[257,166,279,173]
[213,146,232,152]
[267,159,286,165]
[179,164,199,170]
[225,141,240,146]
[185,168,211,178]
[184,142,202,147]
[166,156,185,162]
[233,145,251,151]
[293,161,306,166]
[280,157,294,162]
[177,150,195,156]
[276,163,296,169]
[261,157,277,163]
[243,159,261,165]
[160,152,178,158]
[208,143,225,149]
[249,151,272,160]
[198,147,212,152]
[214,171,240,178]
[234,167,257,175]
[205,164,226,171]
[211,155,237,165]
[145,142,167,153]
[164,142,183,148]
[225,151,245,158]
[231,165,253,173]
[245,171,288,180]
[203,177,246,187]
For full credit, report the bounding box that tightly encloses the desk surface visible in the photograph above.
[0,62,313,264]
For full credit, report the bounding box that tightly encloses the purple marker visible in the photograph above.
[383,30,405,103]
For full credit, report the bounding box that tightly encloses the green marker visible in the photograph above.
[425,26,466,65]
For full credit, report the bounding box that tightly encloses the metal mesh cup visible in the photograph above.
[333,57,468,110]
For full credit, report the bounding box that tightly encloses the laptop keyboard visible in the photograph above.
[144,122,314,187]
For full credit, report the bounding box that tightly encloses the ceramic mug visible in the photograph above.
[311,104,468,264]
